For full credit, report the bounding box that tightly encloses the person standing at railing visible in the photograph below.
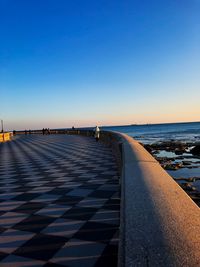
[94,126,100,142]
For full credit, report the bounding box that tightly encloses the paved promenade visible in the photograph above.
[0,135,120,267]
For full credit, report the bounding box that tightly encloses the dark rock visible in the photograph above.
[163,163,182,170]
[174,150,183,155]
[181,183,196,191]
[182,161,191,166]
[144,144,153,153]
[187,177,196,182]
[163,164,176,170]
[151,141,188,153]
[174,177,197,182]
[190,145,200,156]
[176,156,185,160]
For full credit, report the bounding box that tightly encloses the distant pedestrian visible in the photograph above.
[94,126,100,142]
[42,128,45,135]
[25,130,27,135]
[48,128,50,135]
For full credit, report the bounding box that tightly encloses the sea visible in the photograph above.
[102,121,200,187]
[102,121,200,144]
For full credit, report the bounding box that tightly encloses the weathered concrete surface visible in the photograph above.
[117,133,200,267]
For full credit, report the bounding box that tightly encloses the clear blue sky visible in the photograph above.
[1,0,200,130]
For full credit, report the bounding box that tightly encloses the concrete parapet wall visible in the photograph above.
[66,130,200,266]
[115,132,200,267]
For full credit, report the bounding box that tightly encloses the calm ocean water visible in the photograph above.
[102,122,200,182]
[102,122,200,144]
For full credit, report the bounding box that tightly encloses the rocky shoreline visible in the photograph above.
[142,141,200,207]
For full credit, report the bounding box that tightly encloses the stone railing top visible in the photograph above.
[112,131,200,267]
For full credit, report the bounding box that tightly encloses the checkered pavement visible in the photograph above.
[0,134,120,267]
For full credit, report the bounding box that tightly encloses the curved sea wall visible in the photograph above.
[66,129,200,266]
[111,132,200,267]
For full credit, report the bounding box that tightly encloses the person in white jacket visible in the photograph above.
[94,126,100,142]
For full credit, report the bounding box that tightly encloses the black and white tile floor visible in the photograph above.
[0,134,120,267]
